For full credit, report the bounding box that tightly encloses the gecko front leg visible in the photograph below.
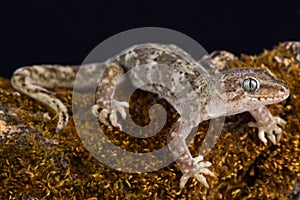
[248,106,287,144]
[91,63,129,129]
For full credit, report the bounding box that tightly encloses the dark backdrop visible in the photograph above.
[1,1,300,78]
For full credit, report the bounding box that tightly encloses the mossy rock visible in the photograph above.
[0,42,299,199]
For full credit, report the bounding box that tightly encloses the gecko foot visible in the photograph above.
[92,100,129,129]
[179,155,215,189]
[248,117,287,145]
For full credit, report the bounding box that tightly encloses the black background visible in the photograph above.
[1,1,300,78]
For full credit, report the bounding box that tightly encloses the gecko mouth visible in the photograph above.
[247,84,290,103]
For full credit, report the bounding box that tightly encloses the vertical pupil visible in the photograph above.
[250,79,254,91]
[249,78,256,92]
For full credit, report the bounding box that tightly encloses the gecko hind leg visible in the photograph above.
[91,63,129,129]
[168,120,214,188]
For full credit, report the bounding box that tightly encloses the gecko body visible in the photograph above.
[11,43,292,188]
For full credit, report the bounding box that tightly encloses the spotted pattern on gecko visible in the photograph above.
[11,42,293,189]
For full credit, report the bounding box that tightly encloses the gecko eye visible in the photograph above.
[242,77,260,92]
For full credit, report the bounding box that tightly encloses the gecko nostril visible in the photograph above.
[280,86,288,93]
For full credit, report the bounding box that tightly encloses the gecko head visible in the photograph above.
[216,68,290,115]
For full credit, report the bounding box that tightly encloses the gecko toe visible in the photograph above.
[258,129,268,144]
[267,132,277,145]
[198,168,215,177]
[276,117,287,126]
[248,121,258,128]
[179,174,189,189]
[112,100,129,119]
[194,174,209,188]
[109,110,123,129]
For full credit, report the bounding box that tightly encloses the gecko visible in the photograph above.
[10,42,293,189]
